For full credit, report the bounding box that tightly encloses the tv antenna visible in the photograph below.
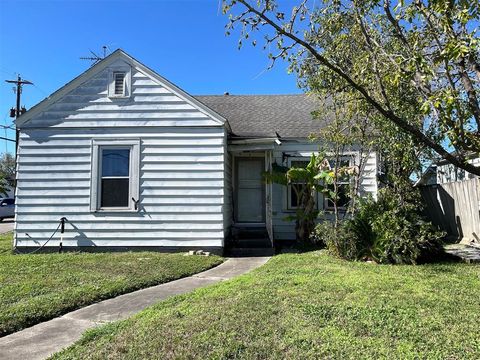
[80,46,109,65]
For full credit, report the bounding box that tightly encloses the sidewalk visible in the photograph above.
[0,220,14,235]
[0,256,270,360]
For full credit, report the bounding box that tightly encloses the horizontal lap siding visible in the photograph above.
[16,62,226,249]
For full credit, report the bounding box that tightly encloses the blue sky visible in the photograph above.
[0,0,299,153]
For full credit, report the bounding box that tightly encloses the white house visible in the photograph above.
[14,50,379,253]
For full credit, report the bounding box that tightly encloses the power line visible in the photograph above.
[0,136,15,143]
[0,125,15,131]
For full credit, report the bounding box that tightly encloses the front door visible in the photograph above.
[235,158,265,223]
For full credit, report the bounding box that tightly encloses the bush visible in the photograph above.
[313,221,358,260]
[313,188,445,264]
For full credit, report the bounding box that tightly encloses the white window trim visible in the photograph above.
[108,66,131,98]
[286,157,319,211]
[90,139,140,212]
[324,156,354,211]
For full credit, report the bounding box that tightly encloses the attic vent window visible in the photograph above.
[113,72,126,96]
[108,68,131,98]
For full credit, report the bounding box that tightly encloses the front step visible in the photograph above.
[230,224,271,249]
[225,247,275,257]
[232,225,269,240]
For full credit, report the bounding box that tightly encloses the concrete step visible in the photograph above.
[225,247,275,257]
[230,238,272,249]
[232,225,268,240]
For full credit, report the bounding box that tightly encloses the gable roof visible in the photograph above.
[16,49,229,129]
[194,94,325,138]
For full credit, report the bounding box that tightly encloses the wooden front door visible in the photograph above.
[235,158,265,223]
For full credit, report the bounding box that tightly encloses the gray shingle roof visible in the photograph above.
[194,94,326,138]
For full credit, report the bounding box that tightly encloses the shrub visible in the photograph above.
[313,188,445,264]
[313,221,358,260]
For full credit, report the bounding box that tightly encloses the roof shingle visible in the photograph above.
[194,94,327,138]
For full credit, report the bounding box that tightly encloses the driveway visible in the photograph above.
[0,219,14,234]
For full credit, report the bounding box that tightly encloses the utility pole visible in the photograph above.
[5,75,33,158]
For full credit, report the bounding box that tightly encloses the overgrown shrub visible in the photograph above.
[312,221,358,260]
[313,188,445,264]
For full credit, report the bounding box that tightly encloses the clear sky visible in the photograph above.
[0,0,299,154]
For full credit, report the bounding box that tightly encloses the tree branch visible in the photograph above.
[234,0,480,176]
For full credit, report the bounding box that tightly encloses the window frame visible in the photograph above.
[108,66,131,98]
[286,157,319,210]
[90,139,140,212]
[324,156,353,211]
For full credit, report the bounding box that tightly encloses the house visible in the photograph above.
[14,49,379,253]
[436,154,479,184]
[415,153,479,186]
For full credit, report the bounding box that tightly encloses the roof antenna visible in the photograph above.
[80,46,109,66]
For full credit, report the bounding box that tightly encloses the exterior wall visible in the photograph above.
[270,140,378,240]
[223,149,233,235]
[15,60,227,250]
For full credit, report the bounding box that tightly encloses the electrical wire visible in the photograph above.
[15,221,62,255]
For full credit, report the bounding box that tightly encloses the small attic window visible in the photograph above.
[108,67,131,98]
[113,72,126,96]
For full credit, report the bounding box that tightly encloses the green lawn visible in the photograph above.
[0,232,223,336]
[54,251,480,359]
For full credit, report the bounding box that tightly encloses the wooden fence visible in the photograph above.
[420,178,480,243]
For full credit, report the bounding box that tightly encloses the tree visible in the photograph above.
[223,0,480,175]
[264,153,332,243]
[312,93,375,220]
[264,151,360,243]
[0,153,15,189]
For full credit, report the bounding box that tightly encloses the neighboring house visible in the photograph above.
[436,154,480,184]
[414,164,438,186]
[14,49,379,253]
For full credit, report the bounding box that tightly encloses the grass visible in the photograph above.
[0,232,223,336]
[54,251,480,359]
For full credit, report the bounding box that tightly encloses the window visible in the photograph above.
[113,72,126,96]
[325,158,352,210]
[90,139,140,212]
[287,159,318,210]
[100,148,130,207]
[108,66,131,98]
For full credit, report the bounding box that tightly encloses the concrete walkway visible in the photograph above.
[0,220,14,235]
[0,256,270,360]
